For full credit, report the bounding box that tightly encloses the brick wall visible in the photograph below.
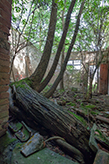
[0,0,12,137]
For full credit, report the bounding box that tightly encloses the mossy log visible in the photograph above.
[10,83,95,163]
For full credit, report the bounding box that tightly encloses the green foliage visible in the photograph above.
[75,0,109,51]
[66,65,74,73]
[12,0,51,51]
[12,0,109,53]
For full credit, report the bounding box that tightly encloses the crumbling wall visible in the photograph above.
[0,0,12,137]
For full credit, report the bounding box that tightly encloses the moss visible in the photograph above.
[9,122,23,133]
[80,104,99,116]
[68,111,87,126]
[90,110,99,115]
[58,89,65,94]
[66,102,76,107]
[0,131,17,153]
[15,126,30,142]
[85,104,96,109]
[10,78,32,88]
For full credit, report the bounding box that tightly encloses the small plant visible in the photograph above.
[74,94,77,98]
[58,89,65,94]
[66,102,76,107]
[71,87,78,92]
[42,85,52,93]
[76,99,81,102]
[66,65,74,73]
[85,104,96,109]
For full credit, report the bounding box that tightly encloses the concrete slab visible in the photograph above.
[12,143,78,164]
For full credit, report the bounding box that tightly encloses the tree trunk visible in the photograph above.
[30,0,57,88]
[10,83,95,164]
[44,0,85,98]
[36,0,76,92]
[60,48,65,90]
[60,2,66,90]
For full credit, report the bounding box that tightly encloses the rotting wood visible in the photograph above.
[44,136,84,163]
[55,139,85,164]
[10,83,95,164]
[96,115,109,124]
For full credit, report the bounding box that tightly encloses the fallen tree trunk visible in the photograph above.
[10,83,95,163]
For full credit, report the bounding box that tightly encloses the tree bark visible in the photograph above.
[11,83,95,164]
[60,2,66,90]
[30,0,57,88]
[44,0,85,98]
[36,0,76,92]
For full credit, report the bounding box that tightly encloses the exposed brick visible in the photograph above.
[0,9,11,25]
[0,85,9,92]
[0,129,7,137]
[0,0,11,138]
[0,116,8,125]
[1,0,11,13]
[0,23,10,34]
[0,72,10,79]
[0,59,10,67]
[0,99,9,106]
[0,109,9,119]
[0,47,9,55]
[0,30,8,40]
[0,65,9,73]
[0,104,9,112]
[0,53,10,61]
[0,92,9,99]
[0,17,11,29]
[8,0,12,4]
[0,2,11,14]
[0,78,10,85]
[0,40,10,54]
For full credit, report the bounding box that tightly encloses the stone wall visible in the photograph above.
[0,0,12,137]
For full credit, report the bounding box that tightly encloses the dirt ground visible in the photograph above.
[50,88,109,152]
